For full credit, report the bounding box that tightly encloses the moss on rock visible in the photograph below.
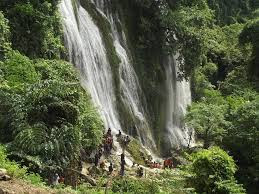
[126,138,149,165]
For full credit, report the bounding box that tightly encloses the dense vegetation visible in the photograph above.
[0,0,103,185]
[116,0,259,193]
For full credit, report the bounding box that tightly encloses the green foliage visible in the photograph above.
[223,97,259,188]
[125,139,148,165]
[239,19,259,79]
[0,144,46,186]
[24,172,45,186]
[160,0,214,78]
[0,11,10,59]
[111,177,159,194]
[0,144,28,178]
[0,50,39,89]
[207,0,250,25]
[34,59,78,81]
[214,180,246,194]
[186,147,245,193]
[0,0,63,59]
[0,52,103,172]
[11,76,103,168]
[0,87,24,142]
[221,66,256,95]
[156,169,195,194]
[185,93,229,148]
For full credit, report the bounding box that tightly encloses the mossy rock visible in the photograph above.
[125,138,149,166]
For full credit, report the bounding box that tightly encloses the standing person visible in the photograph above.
[108,136,113,153]
[137,166,144,177]
[121,152,125,163]
[94,153,99,167]
[104,141,109,154]
[117,130,122,138]
[98,147,103,158]
[109,162,113,174]
[106,128,112,137]
[120,159,125,176]
[125,136,130,146]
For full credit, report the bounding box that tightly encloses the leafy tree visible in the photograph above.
[0,88,25,143]
[220,66,256,96]
[239,19,259,79]
[207,0,250,25]
[9,60,103,168]
[223,97,259,189]
[185,92,229,148]
[160,0,214,78]
[0,50,39,89]
[0,11,10,59]
[186,147,245,194]
[0,52,103,177]
[0,0,63,59]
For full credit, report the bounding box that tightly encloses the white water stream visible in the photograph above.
[164,55,192,148]
[59,0,192,154]
[60,0,121,132]
[93,0,156,149]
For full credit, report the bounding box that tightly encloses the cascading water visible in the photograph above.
[59,0,121,131]
[93,0,156,149]
[164,55,192,149]
[59,0,192,154]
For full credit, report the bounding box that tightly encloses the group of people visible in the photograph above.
[49,127,176,187]
[145,159,162,169]
[93,127,174,178]
[93,128,113,168]
[144,158,174,169]
[92,128,130,177]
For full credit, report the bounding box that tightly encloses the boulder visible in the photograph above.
[0,169,11,181]
[0,169,7,177]
[81,175,97,186]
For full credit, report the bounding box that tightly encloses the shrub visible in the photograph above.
[0,144,27,178]
[186,147,245,193]
[111,177,159,194]
[24,172,45,186]
[214,180,246,194]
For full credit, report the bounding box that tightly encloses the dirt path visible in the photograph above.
[0,179,55,194]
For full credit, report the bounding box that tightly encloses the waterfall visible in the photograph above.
[59,0,121,131]
[93,0,156,149]
[59,0,192,154]
[164,55,192,149]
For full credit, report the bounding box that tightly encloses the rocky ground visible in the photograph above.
[0,179,55,194]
